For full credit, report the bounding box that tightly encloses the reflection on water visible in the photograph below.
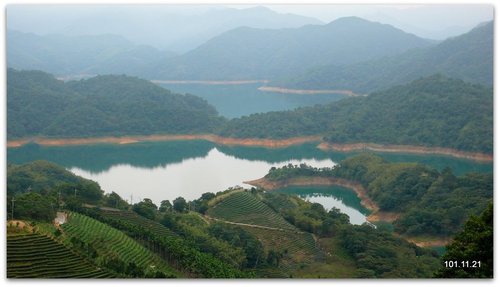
[69,148,335,205]
[276,185,370,225]
[7,141,492,224]
[7,140,214,173]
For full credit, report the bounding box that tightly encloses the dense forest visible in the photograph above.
[265,153,493,237]
[8,70,492,154]
[279,21,493,93]
[7,69,224,138]
[220,75,493,153]
[8,68,493,158]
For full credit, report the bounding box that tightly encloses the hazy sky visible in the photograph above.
[7,4,493,42]
[242,4,494,39]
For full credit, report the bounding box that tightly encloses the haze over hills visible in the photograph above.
[7,5,322,53]
[7,16,436,81]
[279,21,493,93]
[5,4,494,280]
[150,17,434,80]
[7,30,175,77]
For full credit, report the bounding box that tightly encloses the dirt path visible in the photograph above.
[318,142,492,163]
[204,215,302,233]
[7,220,33,232]
[258,86,361,96]
[245,176,454,247]
[401,236,452,248]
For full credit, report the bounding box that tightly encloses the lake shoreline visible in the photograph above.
[6,134,322,149]
[244,176,451,247]
[243,176,380,216]
[317,142,492,163]
[257,86,360,96]
[7,134,493,163]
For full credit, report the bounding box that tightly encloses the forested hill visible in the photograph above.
[7,69,224,138]
[219,75,493,153]
[279,21,493,93]
[150,17,433,80]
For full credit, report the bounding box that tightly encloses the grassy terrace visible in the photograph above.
[99,209,178,240]
[7,233,113,278]
[207,190,297,230]
[62,212,177,277]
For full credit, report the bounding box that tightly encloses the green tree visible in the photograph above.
[159,200,172,212]
[173,197,188,213]
[104,192,129,209]
[435,203,493,278]
[132,198,158,220]
[11,192,55,221]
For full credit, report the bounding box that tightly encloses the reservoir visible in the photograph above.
[7,141,492,225]
[157,82,347,118]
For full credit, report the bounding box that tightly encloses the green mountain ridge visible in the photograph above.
[219,75,493,153]
[7,69,223,139]
[149,16,434,80]
[8,70,493,154]
[279,21,493,93]
[7,30,176,77]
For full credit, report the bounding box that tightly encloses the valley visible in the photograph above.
[5,4,494,279]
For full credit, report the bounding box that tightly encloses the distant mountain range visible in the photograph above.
[7,16,493,95]
[278,21,493,93]
[7,6,322,53]
[7,30,175,77]
[8,17,434,80]
[150,17,434,80]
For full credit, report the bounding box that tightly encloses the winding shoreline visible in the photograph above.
[6,134,322,149]
[7,134,493,163]
[257,86,360,96]
[151,79,269,85]
[317,142,492,163]
[243,176,380,216]
[244,176,452,247]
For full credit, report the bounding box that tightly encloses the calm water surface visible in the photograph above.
[8,141,492,225]
[158,83,346,118]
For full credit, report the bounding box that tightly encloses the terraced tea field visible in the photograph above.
[100,209,178,239]
[207,191,296,230]
[7,233,113,278]
[241,226,323,264]
[62,212,177,276]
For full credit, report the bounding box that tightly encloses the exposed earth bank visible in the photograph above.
[317,142,492,163]
[7,134,492,163]
[6,134,322,148]
[257,86,360,96]
[244,176,451,248]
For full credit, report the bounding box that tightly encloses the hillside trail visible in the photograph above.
[204,215,304,234]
